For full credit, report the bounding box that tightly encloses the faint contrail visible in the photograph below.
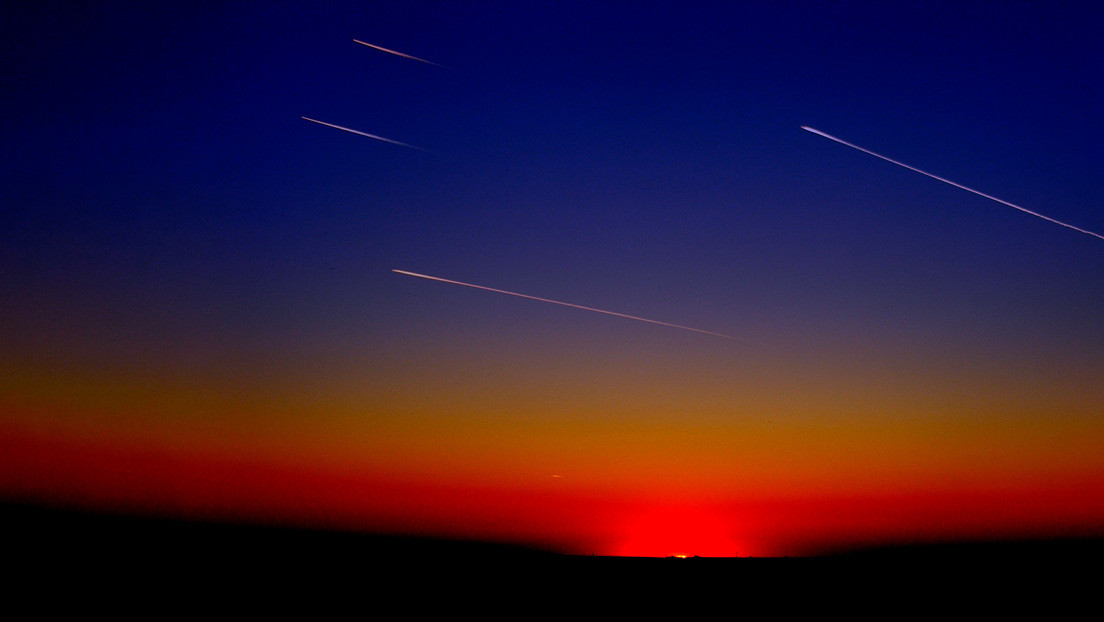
[392,269,742,341]
[353,39,444,67]
[302,116,427,151]
[801,126,1104,242]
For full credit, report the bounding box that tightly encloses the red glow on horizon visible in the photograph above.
[4,423,1104,558]
[612,506,746,558]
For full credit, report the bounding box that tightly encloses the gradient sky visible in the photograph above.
[3,1,1103,557]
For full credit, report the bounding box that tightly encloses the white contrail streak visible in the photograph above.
[301,116,427,151]
[392,269,742,341]
[801,126,1104,242]
[353,39,444,67]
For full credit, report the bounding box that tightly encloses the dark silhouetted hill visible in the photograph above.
[4,501,1100,596]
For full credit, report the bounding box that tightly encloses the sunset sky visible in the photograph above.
[3,1,1103,557]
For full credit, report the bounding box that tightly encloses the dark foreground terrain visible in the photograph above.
[4,501,1100,597]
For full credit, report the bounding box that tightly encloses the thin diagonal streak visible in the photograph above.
[301,116,427,151]
[353,39,443,67]
[392,269,742,341]
[801,126,1104,242]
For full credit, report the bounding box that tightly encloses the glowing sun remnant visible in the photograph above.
[614,507,743,558]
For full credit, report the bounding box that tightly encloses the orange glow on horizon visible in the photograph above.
[3,422,1104,557]
[4,372,1104,559]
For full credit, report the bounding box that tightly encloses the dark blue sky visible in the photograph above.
[6,1,1101,368]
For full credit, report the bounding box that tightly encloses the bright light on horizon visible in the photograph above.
[613,507,745,558]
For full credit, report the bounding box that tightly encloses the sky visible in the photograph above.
[2,1,1103,557]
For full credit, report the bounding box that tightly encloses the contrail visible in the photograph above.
[301,116,427,151]
[353,39,444,67]
[392,269,742,341]
[801,126,1104,242]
